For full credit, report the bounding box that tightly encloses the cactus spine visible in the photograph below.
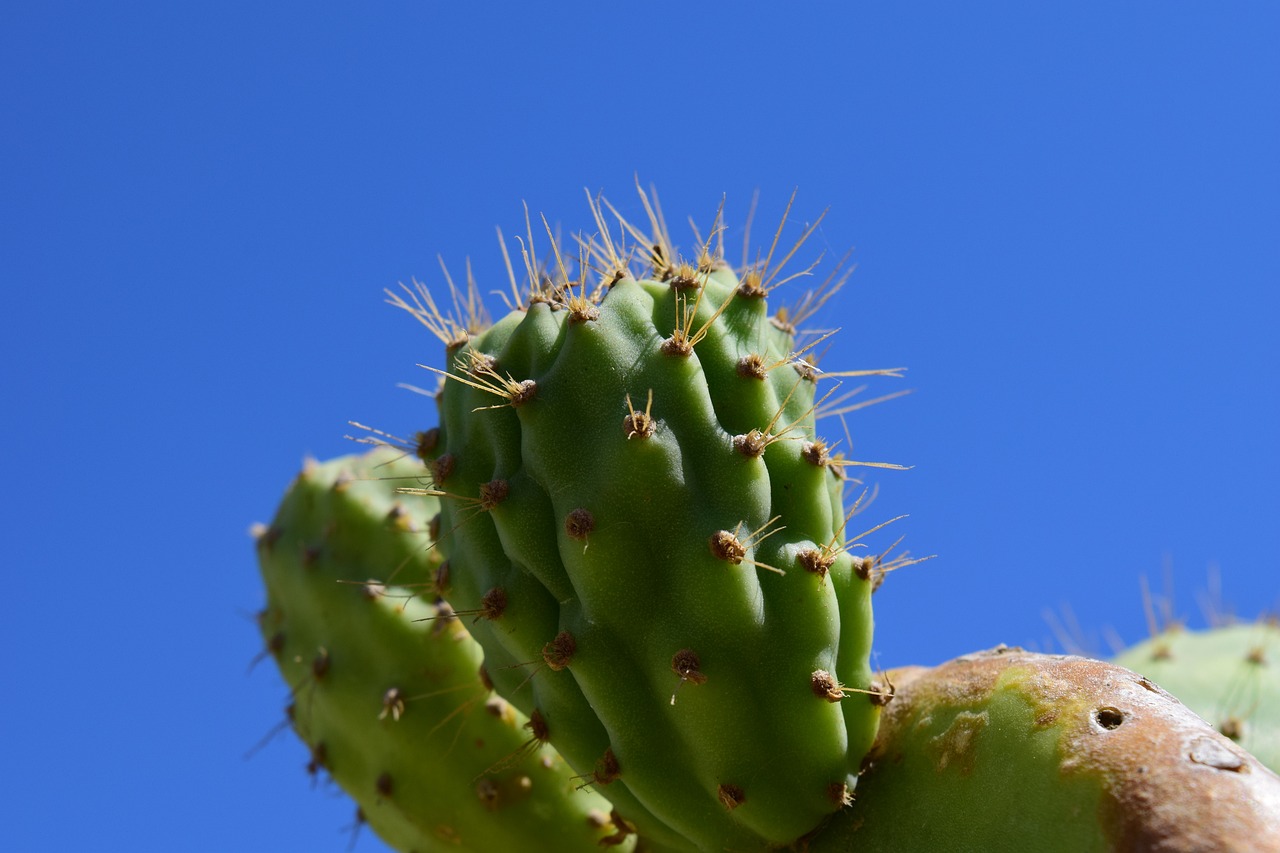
[256,448,635,852]
[399,188,913,849]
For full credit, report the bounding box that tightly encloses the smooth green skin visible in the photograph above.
[1112,622,1279,773]
[812,661,1109,853]
[431,270,879,850]
[257,449,633,853]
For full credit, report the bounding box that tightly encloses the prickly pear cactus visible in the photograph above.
[1112,621,1279,774]
[812,647,1280,852]
[395,190,912,850]
[255,448,634,852]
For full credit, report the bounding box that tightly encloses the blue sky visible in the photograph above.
[3,3,1277,850]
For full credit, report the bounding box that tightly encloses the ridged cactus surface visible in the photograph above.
[405,191,907,850]
[256,448,634,852]
[1112,621,1279,774]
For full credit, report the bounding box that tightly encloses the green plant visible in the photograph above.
[256,448,633,852]
[1112,621,1279,774]
[254,188,1280,852]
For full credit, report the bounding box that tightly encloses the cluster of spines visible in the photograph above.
[252,450,637,852]
[367,187,935,849]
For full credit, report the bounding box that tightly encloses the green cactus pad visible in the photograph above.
[256,448,635,852]
[810,647,1280,852]
[1112,621,1280,774]
[412,192,907,849]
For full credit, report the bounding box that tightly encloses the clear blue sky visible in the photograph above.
[3,3,1277,850]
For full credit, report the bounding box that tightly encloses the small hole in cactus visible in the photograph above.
[1095,706,1125,730]
[717,783,746,811]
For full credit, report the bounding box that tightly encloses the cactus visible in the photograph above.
[811,647,1280,852]
[1111,621,1279,774]
[253,188,1280,852]
[255,448,635,852]
[387,188,916,850]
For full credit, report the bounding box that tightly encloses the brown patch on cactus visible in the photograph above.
[414,427,439,460]
[798,546,835,578]
[434,559,450,595]
[431,452,456,485]
[479,665,494,692]
[266,630,285,658]
[737,353,768,379]
[542,631,577,671]
[384,502,410,531]
[710,529,747,564]
[717,783,746,811]
[811,670,846,702]
[564,508,595,540]
[737,269,767,299]
[1246,645,1267,666]
[669,261,702,291]
[576,748,621,790]
[380,687,406,721]
[476,587,507,623]
[732,430,769,458]
[475,777,500,810]
[802,439,831,467]
[623,389,656,439]
[868,672,897,707]
[860,648,1280,851]
[709,518,785,575]
[428,512,441,542]
[306,741,328,782]
[670,648,708,705]
[300,543,321,569]
[1219,716,1246,741]
[827,781,854,808]
[375,771,394,799]
[311,647,330,681]
[927,710,988,776]
[479,478,509,510]
[598,809,637,847]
